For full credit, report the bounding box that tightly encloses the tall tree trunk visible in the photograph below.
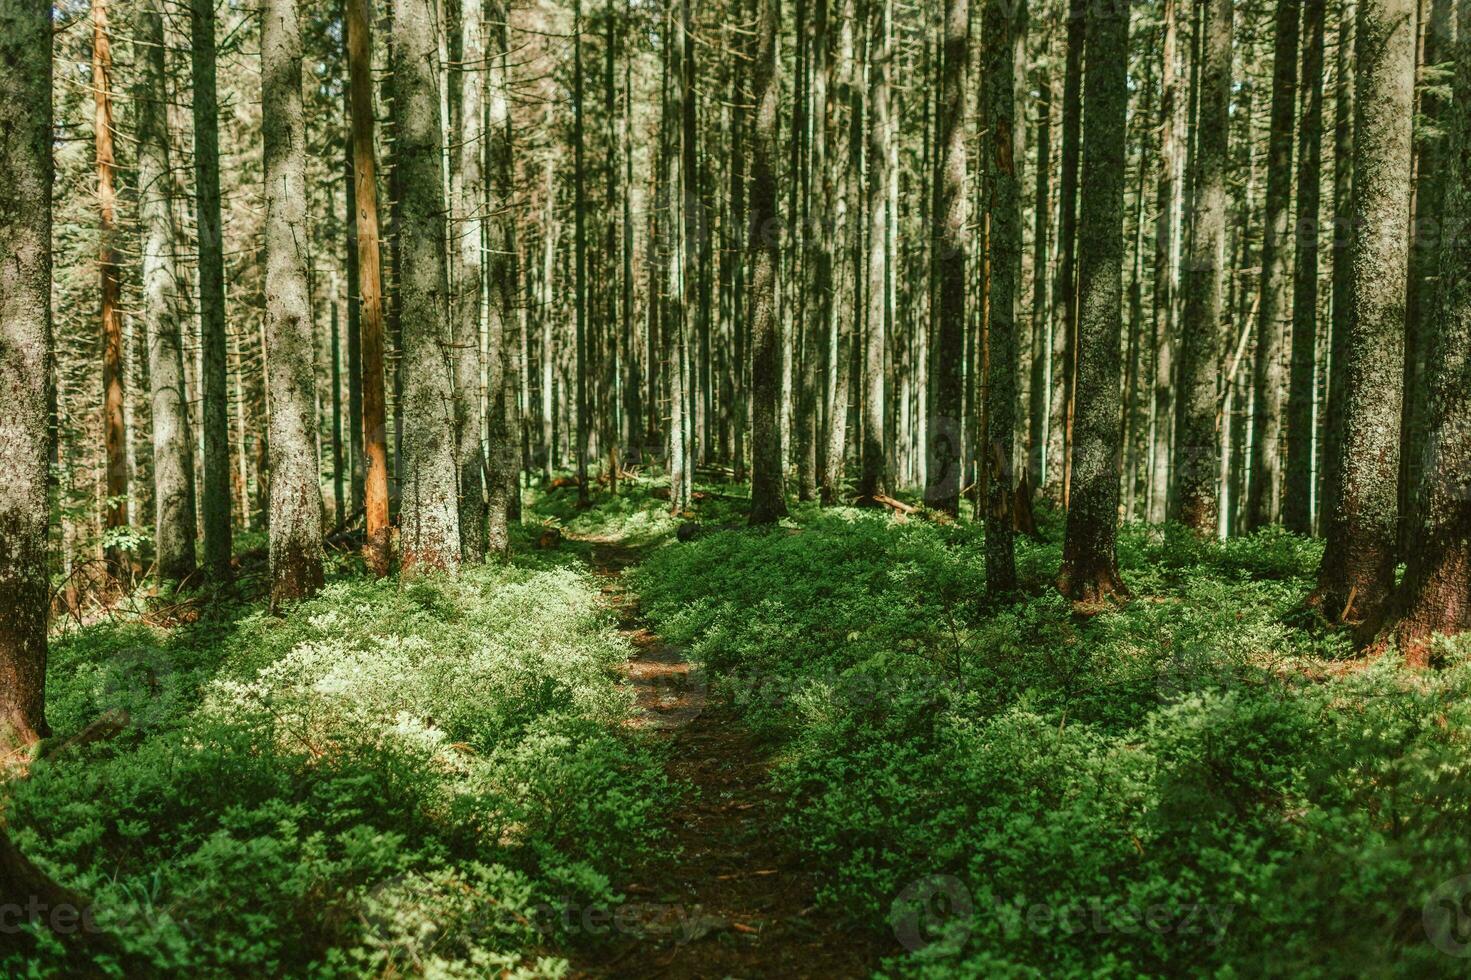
[859,0,889,501]
[1059,0,1131,601]
[191,0,231,581]
[486,0,520,555]
[821,0,857,505]
[0,0,53,748]
[262,0,324,604]
[346,0,391,576]
[1247,0,1301,529]
[1400,0,1453,546]
[749,0,788,524]
[345,141,365,518]
[1322,0,1356,526]
[574,0,591,507]
[1148,0,1181,524]
[1284,0,1326,533]
[983,0,1021,591]
[138,0,198,582]
[392,0,461,571]
[1391,0,1471,661]
[1028,61,1052,495]
[454,0,487,561]
[1050,0,1086,506]
[1315,0,1416,628]
[925,0,968,515]
[805,0,832,502]
[1171,0,1233,535]
[94,0,129,574]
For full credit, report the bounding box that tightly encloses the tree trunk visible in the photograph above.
[137,0,198,583]
[0,0,53,749]
[1028,61,1052,496]
[983,0,1020,591]
[451,0,487,561]
[1283,0,1326,533]
[1171,0,1232,535]
[821,0,857,506]
[1314,0,1415,628]
[1050,0,1086,507]
[346,0,391,576]
[392,0,462,571]
[191,0,232,580]
[262,0,324,605]
[749,0,788,525]
[485,0,520,555]
[1148,0,1181,525]
[574,0,591,507]
[926,0,968,515]
[1246,0,1301,530]
[1059,0,1131,602]
[1391,0,1471,661]
[1322,0,1356,528]
[94,0,130,575]
[859,0,889,502]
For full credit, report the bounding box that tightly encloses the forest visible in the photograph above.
[1,0,1470,974]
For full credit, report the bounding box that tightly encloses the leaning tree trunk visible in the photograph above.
[392,0,462,571]
[1246,0,1301,530]
[454,0,487,562]
[1314,0,1415,628]
[1283,0,1326,533]
[1391,0,1471,662]
[748,0,788,525]
[1058,0,1131,603]
[191,0,231,581]
[983,0,1020,591]
[262,0,324,605]
[138,0,198,583]
[1171,0,1233,535]
[925,0,968,515]
[0,0,54,750]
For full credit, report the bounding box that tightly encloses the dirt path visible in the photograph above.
[570,535,889,979]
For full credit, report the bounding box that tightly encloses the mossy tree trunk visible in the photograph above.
[1390,0,1470,660]
[392,0,462,571]
[925,0,968,515]
[138,0,198,583]
[0,0,54,749]
[262,0,324,605]
[1314,0,1416,627]
[748,0,788,525]
[1059,0,1131,603]
[1171,0,1233,536]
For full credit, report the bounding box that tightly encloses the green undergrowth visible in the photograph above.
[5,534,672,977]
[612,487,1471,977]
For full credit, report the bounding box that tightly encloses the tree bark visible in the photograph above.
[1391,0,1471,661]
[859,0,889,502]
[191,0,232,580]
[1148,0,1181,524]
[749,0,788,525]
[1283,0,1326,533]
[454,0,487,561]
[1059,0,1131,603]
[138,0,198,583]
[94,0,130,575]
[1322,0,1357,527]
[262,0,324,605]
[392,0,462,571]
[1171,0,1233,535]
[346,0,391,576]
[821,0,858,506]
[983,0,1020,591]
[926,0,968,515]
[1049,0,1086,506]
[0,0,53,750]
[1028,61,1052,497]
[1314,0,1415,627]
[486,0,520,555]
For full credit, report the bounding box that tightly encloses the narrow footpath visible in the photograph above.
[568,535,889,979]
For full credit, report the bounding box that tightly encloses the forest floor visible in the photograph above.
[568,533,888,978]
